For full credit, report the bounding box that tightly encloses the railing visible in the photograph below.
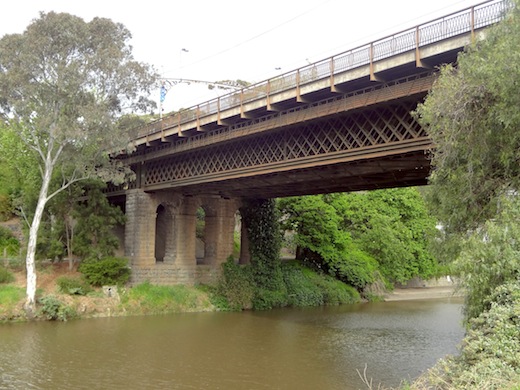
[137,0,507,139]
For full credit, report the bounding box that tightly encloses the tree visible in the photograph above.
[331,189,439,283]
[415,0,520,235]
[415,0,520,320]
[73,181,125,262]
[278,195,377,289]
[279,188,439,288]
[0,12,158,315]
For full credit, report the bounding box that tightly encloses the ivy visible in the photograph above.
[240,198,286,309]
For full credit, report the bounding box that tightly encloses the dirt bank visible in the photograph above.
[384,286,463,301]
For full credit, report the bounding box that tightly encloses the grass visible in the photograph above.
[121,281,213,315]
[0,285,25,321]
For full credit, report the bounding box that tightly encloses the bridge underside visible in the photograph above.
[135,91,432,199]
[166,149,429,199]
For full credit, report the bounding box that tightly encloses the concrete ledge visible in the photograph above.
[130,264,221,286]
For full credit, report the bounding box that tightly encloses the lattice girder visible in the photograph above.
[143,98,428,194]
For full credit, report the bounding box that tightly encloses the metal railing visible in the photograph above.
[137,0,507,139]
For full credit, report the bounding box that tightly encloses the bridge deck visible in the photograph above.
[110,1,506,199]
[128,0,504,150]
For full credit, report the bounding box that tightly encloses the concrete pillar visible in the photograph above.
[125,189,156,266]
[174,197,197,266]
[201,198,237,266]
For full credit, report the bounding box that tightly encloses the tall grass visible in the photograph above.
[122,282,213,315]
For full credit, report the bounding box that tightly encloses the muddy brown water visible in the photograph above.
[0,297,464,389]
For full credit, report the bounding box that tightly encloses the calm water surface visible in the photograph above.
[0,298,464,390]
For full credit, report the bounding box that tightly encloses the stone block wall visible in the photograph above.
[124,189,240,285]
[130,264,221,286]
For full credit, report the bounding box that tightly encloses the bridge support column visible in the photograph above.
[175,197,198,267]
[125,189,156,265]
[202,198,237,266]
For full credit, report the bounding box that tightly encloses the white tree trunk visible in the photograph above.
[25,163,52,316]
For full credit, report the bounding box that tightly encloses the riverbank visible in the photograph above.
[0,262,462,322]
[384,286,462,301]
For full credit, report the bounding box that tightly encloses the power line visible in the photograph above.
[161,0,332,76]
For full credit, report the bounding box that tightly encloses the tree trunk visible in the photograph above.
[24,164,52,317]
[66,215,75,271]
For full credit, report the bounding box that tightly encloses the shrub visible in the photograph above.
[79,257,130,287]
[421,280,520,389]
[56,276,91,295]
[0,226,19,258]
[282,262,360,307]
[252,288,288,311]
[37,295,77,321]
[283,265,324,307]
[0,194,12,221]
[0,265,14,284]
[216,257,255,311]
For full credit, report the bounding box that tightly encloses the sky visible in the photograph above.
[1,0,481,112]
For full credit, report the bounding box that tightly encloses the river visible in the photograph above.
[0,297,464,390]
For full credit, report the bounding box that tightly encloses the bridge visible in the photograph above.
[112,0,505,285]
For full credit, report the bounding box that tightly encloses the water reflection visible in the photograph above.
[0,298,464,390]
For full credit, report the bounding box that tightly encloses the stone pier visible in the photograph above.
[124,189,242,285]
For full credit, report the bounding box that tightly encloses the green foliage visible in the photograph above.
[0,265,14,284]
[56,276,92,296]
[454,196,520,322]
[73,182,125,261]
[278,195,377,288]
[79,257,130,287]
[0,285,25,320]
[214,259,360,311]
[0,194,12,221]
[415,1,520,235]
[423,281,520,390]
[282,262,360,307]
[0,226,19,258]
[241,198,287,308]
[278,189,438,288]
[124,281,211,315]
[37,295,77,321]
[216,257,255,311]
[195,207,206,241]
[0,12,158,308]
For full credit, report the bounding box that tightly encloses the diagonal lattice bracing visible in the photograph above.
[144,99,426,188]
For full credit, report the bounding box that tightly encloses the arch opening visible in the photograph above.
[155,204,167,263]
[195,206,206,264]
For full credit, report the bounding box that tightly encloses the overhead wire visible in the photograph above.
[160,0,332,77]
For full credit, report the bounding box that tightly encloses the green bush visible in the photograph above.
[56,276,91,295]
[0,226,19,258]
[283,265,324,307]
[252,288,288,311]
[79,257,131,287]
[37,295,77,321]
[422,280,520,389]
[282,262,360,307]
[216,257,255,311]
[0,194,12,221]
[0,265,14,284]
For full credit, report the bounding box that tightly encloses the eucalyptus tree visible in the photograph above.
[0,12,158,315]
